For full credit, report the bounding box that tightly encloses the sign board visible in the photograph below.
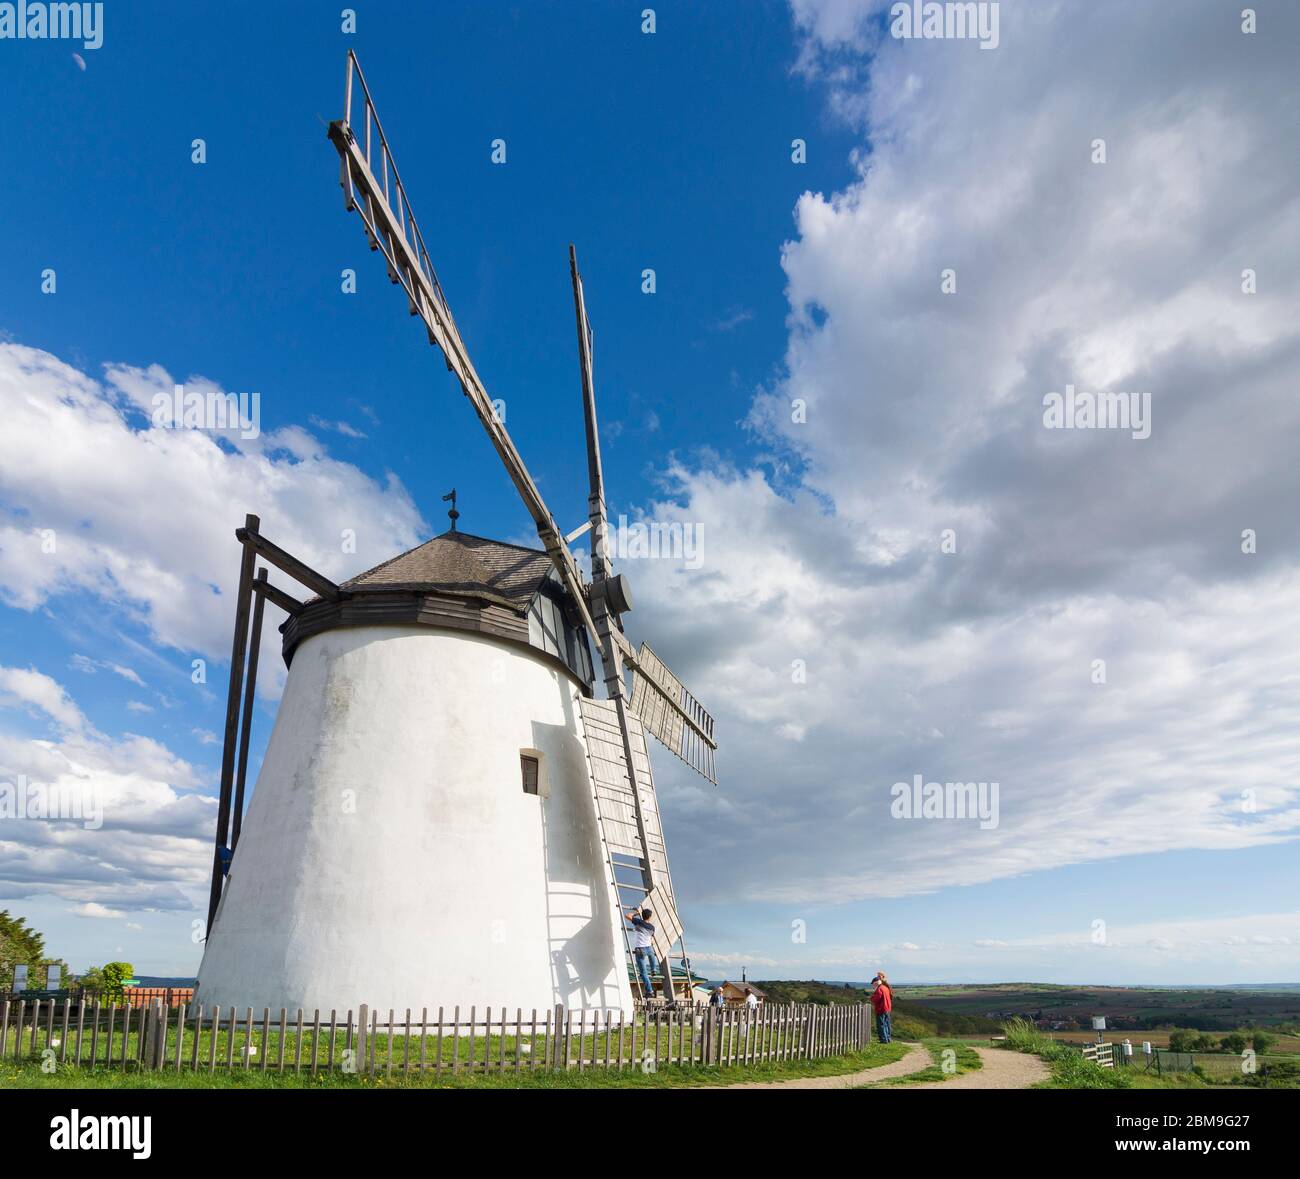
[1090,1015,1107,1031]
[13,964,28,991]
[46,964,61,990]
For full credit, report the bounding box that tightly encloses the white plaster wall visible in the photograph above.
[196,625,634,1016]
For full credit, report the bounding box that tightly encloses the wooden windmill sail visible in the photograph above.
[323,51,718,996]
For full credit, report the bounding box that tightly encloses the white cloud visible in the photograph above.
[70,902,127,919]
[629,0,1300,907]
[0,670,213,913]
[0,345,425,689]
[0,665,88,732]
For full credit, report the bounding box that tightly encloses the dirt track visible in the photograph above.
[720,1043,931,1089]
[720,1043,1049,1090]
[877,1046,1050,1089]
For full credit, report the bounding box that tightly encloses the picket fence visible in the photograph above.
[0,996,871,1076]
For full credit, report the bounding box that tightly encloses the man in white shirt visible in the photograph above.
[626,907,658,1000]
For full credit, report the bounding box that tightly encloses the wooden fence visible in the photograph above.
[1,987,194,1008]
[0,997,870,1076]
[1081,1042,1116,1068]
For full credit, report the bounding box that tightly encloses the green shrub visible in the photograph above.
[98,962,133,1000]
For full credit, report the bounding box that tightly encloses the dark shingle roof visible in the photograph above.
[339,530,554,613]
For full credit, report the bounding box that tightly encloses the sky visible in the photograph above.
[1,0,1298,987]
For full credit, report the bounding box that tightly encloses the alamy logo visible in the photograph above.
[1042,384,1151,439]
[0,2,104,49]
[151,384,261,440]
[50,1110,151,1159]
[0,774,102,830]
[891,774,1000,829]
[599,515,704,570]
[890,1,1000,50]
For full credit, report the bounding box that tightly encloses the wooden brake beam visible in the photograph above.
[235,527,339,601]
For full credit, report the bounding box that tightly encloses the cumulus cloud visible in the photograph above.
[0,346,437,913]
[0,669,214,913]
[630,0,1300,906]
[0,344,426,686]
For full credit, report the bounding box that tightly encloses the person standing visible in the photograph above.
[626,908,658,1000]
[871,972,894,1043]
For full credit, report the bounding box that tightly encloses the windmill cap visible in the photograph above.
[333,530,554,612]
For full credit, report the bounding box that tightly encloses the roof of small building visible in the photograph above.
[719,980,768,998]
[338,530,554,612]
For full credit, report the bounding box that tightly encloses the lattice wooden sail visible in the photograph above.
[627,643,717,784]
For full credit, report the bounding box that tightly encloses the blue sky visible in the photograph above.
[2,0,1299,986]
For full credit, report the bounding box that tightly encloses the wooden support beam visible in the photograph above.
[235,527,340,601]
[207,515,259,934]
[231,569,268,851]
[252,576,304,616]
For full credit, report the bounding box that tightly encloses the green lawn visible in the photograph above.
[0,1040,910,1090]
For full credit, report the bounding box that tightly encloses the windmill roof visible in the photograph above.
[338,529,554,612]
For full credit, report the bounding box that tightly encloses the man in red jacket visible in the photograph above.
[870,972,893,1043]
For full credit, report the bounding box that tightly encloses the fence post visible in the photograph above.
[140,1000,153,1070]
[357,1004,368,1075]
[551,1004,564,1070]
[144,999,167,1070]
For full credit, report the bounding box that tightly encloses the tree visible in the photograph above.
[76,965,106,992]
[0,909,70,991]
[1219,1033,1247,1054]
[1168,1030,1193,1053]
[1251,1031,1275,1055]
[99,962,134,999]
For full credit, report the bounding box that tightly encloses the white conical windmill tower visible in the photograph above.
[194,53,717,1017]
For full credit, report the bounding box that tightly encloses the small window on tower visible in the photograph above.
[520,754,540,795]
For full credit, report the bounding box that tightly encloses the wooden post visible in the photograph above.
[174,1003,185,1070]
[357,1003,368,1074]
[206,514,259,933]
[152,1000,168,1070]
[231,568,268,850]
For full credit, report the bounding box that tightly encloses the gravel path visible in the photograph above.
[886,1046,1050,1090]
[719,1042,931,1090]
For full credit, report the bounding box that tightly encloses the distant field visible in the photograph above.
[891,983,1300,1035]
[1049,1028,1300,1052]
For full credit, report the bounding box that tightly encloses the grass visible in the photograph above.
[870,1038,983,1086]
[1001,1017,1131,1089]
[0,1039,911,1090]
[999,1017,1299,1090]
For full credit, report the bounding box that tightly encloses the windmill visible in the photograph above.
[194,52,716,1015]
